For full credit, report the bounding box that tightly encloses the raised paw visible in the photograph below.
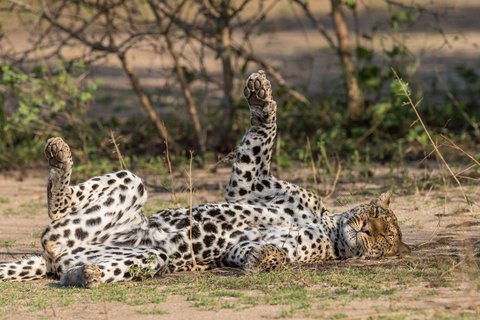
[243,70,277,125]
[45,137,73,169]
[244,244,288,272]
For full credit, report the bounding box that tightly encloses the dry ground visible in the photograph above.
[0,165,479,319]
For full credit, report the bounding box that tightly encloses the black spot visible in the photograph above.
[72,219,80,224]
[243,171,252,182]
[67,240,75,247]
[119,195,126,203]
[108,179,116,185]
[7,270,15,275]
[137,183,145,196]
[171,234,184,244]
[75,228,89,240]
[124,178,132,184]
[86,217,102,226]
[49,234,60,241]
[204,223,218,233]
[207,209,221,217]
[176,218,189,229]
[19,271,29,277]
[92,184,99,190]
[217,238,226,247]
[202,250,212,259]
[35,269,43,275]
[231,230,243,238]
[140,238,152,246]
[178,243,188,252]
[256,183,264,192]
[63,229,71,237]
[113,268,122,276]
[239,189,247,196]
[203,235,216,247]
[192,242,202,253]
[85,205,101,214]
[240,155,251,163]
[252,146,261,155]
[72,247,85,254]
[191,225,201,239]
[103,197,114,206]
[116,171,128,178]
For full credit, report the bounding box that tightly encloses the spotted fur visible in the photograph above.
[0,71,410,287]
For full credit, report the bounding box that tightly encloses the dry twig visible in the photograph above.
[392,69,472,211]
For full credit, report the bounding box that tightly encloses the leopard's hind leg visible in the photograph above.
[224,71,327,214]
[224,71,277,203]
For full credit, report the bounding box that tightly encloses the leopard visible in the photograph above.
[0,71,410,287]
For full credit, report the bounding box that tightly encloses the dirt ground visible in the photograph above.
[0,165,479,319]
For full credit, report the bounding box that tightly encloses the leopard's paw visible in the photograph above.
[243,70,277,125]
[244,244,288,273]
[82,264,102,288]
[60,264,102,288]
[45,137,72,170]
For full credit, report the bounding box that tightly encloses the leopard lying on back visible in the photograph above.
[0,70,410,287]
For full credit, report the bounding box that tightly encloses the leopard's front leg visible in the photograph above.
[223,240,288,272]
[45,137,75,221]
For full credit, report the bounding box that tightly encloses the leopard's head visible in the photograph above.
[342,191,411,258]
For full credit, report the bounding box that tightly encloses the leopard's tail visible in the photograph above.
[0,256,47,281]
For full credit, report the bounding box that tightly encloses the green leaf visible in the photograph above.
[344,0,356,10]
[355,46,373,61]
[181,66,195,84]
[391,10,412,23]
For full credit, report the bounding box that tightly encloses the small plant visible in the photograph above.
[0,62,96,169]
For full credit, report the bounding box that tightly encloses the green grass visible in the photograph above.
[0,256,477,318]
[136,308,168,315]
[0,197,10,204]
[144,197,189,216]
[0,239,16,248]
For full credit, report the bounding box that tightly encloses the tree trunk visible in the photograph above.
[214,2,236,150]
[117,52,180,153]
[165,34,206,156]
[330,0,363,121]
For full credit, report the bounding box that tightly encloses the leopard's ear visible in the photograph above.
[371,191,392,208]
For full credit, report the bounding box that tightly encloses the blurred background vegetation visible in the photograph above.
[0,0,479,176]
